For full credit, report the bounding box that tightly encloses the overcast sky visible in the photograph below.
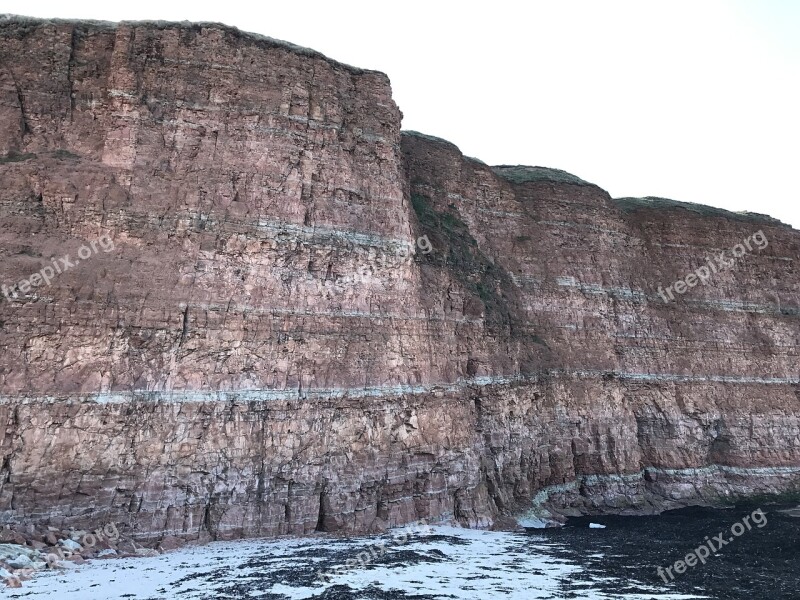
[5,0,799,228]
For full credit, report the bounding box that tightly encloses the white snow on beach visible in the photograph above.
[0,526,705,600]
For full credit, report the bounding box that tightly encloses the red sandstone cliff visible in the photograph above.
[0,17,798,542]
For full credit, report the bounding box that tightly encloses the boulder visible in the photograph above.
[7,554,32,569]
[157,536,185,552]
[0,530,26,545]
[59,539,82,552]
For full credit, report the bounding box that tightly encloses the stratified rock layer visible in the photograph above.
[0,17,798,542]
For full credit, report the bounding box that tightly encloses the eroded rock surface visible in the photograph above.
[0,17,798,544]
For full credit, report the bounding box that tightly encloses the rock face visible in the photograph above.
[0,17,798,542]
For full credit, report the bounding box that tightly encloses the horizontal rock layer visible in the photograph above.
[0,17,798,540]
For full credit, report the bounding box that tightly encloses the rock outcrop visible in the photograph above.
[0,16,798,545]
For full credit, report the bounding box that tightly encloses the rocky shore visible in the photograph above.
[0,523,189,587]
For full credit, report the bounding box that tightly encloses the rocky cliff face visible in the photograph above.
[0,17,798,543]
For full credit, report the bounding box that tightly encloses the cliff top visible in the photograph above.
[402,133,789,228]
[492,165,593,187]
[401,131,487,165]
[402,133,592,186]
[402,131,460,151]
[0,14,381,77]
[614,196,787,226]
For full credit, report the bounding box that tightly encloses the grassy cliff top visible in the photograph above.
[402,130,460,149]
[614,196,786,226]
[492,165,593,186]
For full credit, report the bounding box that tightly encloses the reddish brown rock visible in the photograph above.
[0,530,25,545]
[158,535,184,552]
[0,16,798,544]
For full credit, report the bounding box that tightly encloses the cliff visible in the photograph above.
[0,17,798,543]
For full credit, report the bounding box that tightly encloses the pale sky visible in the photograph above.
[4,0,799,228]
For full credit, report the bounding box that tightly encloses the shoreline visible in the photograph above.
[4,486,799,589]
